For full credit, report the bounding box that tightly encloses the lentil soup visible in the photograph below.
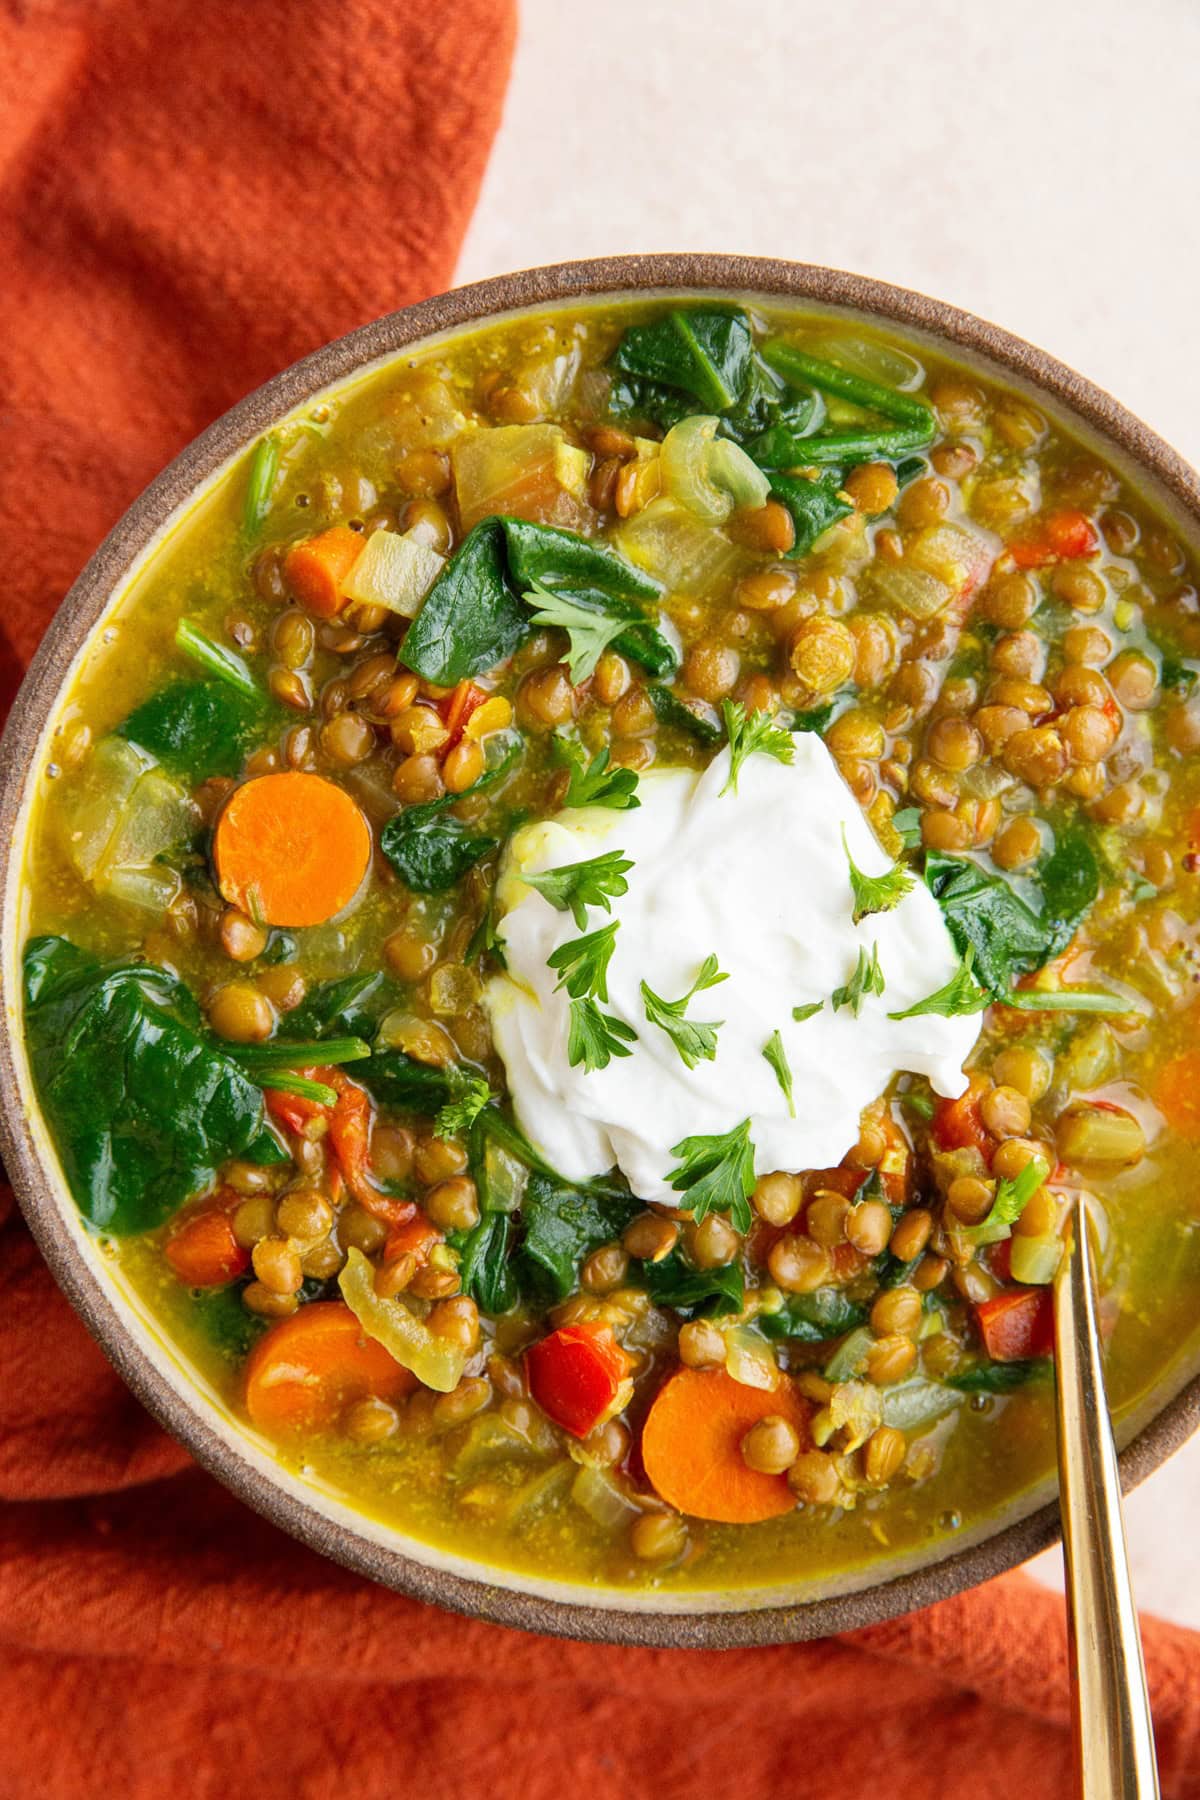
[16,297,1200,1600]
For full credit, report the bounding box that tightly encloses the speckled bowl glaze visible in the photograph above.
[3,255,1200,1648]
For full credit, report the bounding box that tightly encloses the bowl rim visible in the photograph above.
[3,251,1200,1650]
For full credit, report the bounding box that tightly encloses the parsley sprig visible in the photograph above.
[547,921,634,1072]
[960,1155,1050,1245]
[667,1118,757,1231]
[525,849,633,929]
[889,945,992,1021]
[720,699,795,794]
[434,1068,493,1140]
[762,1029,795,1116]
[842,825,914,924]
[832,943,885,1016]
[640,953,728,1069]
[791,1000,823,1023]
[553,737,640,811]
[524,583,626,683]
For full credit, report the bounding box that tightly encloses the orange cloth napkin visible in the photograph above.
[2,5,1200,1795]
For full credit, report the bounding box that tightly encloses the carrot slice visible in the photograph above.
[1156,1051,1200,1138]
[641,1368,811,1524]
[164,1195,249,1288]
[282,526,365,618]
[213,772,371,927]
[243,1301,416,1433]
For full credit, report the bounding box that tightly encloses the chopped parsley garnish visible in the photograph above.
[791,1000,824,1022]
[523,582,627,683]
[960,1156,1049,1245]
[832,943,885,1016]
[888,946,992,1021]
[553,737,641,810]
[667,1118,757,1232]
[525,849,633,929]
[547,921,633,1073]
[546,920,620,1001]
[434,1069,493,1139]
[842,825,914,924]
[720,699,795,794]
[565,998,637,1072]
[762,1029,795,1116]
[640,953,728,1069]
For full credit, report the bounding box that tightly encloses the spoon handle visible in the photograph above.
[1055,1203,1160,1799]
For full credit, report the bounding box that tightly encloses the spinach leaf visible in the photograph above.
[926,832,1100,995]
[23,935,266,1234]
[282,973,397,1042]
[757,1287,870,1342]
[641,1251,744,1318]
[400,516,666,686]
[608,372,697,432]
[119,678,269,782]
[947,1358,1050,1394]
[515,1172,637,1301]
[356,1052,454,1113]
[380,739,520,894]
[192,1284,269,1359]
[1038,826,1100,959]
[766,469,853,557]
[790,700,837,735]
[453,1211,518,1314]
[924,852,1051,994]
[647,684,724,744]
[610,309,753,413]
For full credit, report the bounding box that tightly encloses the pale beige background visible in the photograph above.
[456,0,1200,1624]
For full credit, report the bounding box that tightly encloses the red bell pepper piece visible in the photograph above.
[326,1073,411,1226]
[439,679,488,750]
[932,1072,991,1157]
[1011,508,1099,569]
[974,1288,1055,1361]
[383,1211,443,1267]
[525,1323,631,1438]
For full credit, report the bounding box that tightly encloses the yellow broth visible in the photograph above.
[20,300,1200,1596]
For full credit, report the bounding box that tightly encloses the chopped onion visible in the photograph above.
[614,498,747,597]
[570,1462,640,1530]
[339,1247,466,1392]
[864,561,953,620]
[724,1326,778,1391]
[823,1325,873,1382]
[507,1461,574,1524]
[806,330,926,393]
[661,415,769,523]
[341,528,444,618]
[58,736,198,912]
[880,1376,963,1432]
[452,1414,546,1477]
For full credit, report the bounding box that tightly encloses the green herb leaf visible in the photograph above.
[842,825,914,923]
[640,953,727,1070]
[791,1000,824,1023]
[525,849,633,930]
[667,1119,756,1233]
[434,1069,494,1139]
[721,699,795,794]
[646,684,724,745]
[566,998,637,1073]
[960,1156,1049,1246]
[522,581,629,683]
[553,738,641,810]
[903,1089,936,1121]
[547,920,621,1001]
[832,943,885,1016]
[947,1358,1051,1394]
[762,1029,795,1116]
[888,945,992,1020]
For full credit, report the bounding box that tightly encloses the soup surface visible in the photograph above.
[19,298,1200,1598]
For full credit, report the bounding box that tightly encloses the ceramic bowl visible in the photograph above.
[4,255,1199,1647]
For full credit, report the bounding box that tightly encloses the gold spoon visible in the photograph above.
[1055,1200,1160,1798]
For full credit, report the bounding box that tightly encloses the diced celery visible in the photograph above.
[58,736,153,880]
[103,865,183,913]
[339,1247,466,1392]
[570,1462,640,1529]
[58,737,197,913]
[103,766,197,873]
[1009,1235,1063,1286]
[341,528,445,617]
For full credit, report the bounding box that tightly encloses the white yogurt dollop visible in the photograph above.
[484,735,977,1204]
